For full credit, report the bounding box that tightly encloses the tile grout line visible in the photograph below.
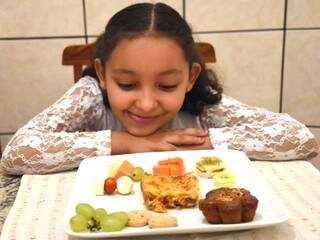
[82,0,88,44]
[182,0,186,19]
[88,26,320,36]
[0,132,16,135]
[0,36,87,41]
[1,28,320,41]
[307,125,320,129]
[287,27,320,31]
[194,28,284,34]
[279,0,288,113]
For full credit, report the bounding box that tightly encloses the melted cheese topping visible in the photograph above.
[141,172,200,212]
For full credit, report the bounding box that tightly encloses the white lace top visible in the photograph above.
[1,76,318,174]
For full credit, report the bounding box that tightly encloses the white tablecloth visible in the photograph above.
[1,161,320,240]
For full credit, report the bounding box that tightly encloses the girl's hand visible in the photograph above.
[111,129,213,154]
[143,128,212,151]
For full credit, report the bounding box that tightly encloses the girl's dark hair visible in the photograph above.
[82,2,222,115]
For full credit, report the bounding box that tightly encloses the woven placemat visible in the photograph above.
[0,171,21,234]
[1,161,319,240]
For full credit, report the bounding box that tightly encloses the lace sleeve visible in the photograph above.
[1,76,111,175]
[200,95,319,160]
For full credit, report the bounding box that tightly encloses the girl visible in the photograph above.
[1,3,318,174]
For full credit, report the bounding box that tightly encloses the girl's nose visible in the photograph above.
[135,90,158,112]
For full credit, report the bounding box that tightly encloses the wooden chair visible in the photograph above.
[62,42,216,83]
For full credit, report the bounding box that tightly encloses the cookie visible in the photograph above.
[127,210,152,227]
[148,214,177,228]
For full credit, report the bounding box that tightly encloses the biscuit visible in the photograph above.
[127,210,152,227]
[148,214,177,228]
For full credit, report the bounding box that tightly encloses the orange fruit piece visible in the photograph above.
[153,157,185,176]
[114,160,134,180]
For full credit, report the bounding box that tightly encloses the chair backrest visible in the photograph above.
[62,42,216,82]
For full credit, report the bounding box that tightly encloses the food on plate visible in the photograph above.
[70,214,89,232]
[104,177,117,195]
[131,166,144,181]
[148,214,178,228]
[70,203,105,232]
[153,157,185,176]
[100,211,129,232]
[113,160,135,180]
[117,176,133,194]
[141,172,199,213]
[75,203,95,219]
[93,208,108,224]
[196,156,226,178]
[108,159,124,178]
[213,171,236,189]
[199,188,258,224]
[100,215,126,232]
[158,157,184,167]
[127,210,152,227]
[70,203,130,233]
[108,211,129,226]
[95,168,137,196]
[93,178,105,196]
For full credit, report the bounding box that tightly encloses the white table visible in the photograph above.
[1,160,320,240]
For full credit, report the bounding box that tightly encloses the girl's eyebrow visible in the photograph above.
[112,68,182,76]
[158,69,182,76]
[112,68,136,75]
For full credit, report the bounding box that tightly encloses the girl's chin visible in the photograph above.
[125,127,160,137]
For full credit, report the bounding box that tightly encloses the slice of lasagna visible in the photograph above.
[140,172,200,213]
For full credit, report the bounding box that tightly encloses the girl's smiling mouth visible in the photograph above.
[126,110,162,124]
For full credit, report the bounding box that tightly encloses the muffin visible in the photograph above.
[199,188,258,224]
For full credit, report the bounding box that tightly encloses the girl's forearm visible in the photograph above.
[111,129,213,155]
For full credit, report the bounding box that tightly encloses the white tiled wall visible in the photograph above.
[186,0,284,31]
[283,30,320,125]
[195,31,283,112]
[0,0,84,37]
[287,0,320,28]
[0,0,319,167]
[0,39,83,132]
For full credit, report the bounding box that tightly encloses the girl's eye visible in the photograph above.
[117,83,136,90]
[159,85,177,92]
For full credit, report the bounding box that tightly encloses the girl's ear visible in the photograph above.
[187,62,202,92]
[94,58,106,89]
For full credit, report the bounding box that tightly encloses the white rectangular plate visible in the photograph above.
[64,149,289,238]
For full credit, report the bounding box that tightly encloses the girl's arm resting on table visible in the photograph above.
[1,130,111,175]
[0,77,111,175]
[200,95,319,160]
[111,128,211,154]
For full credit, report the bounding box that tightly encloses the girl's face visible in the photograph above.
[96,36,201,137]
